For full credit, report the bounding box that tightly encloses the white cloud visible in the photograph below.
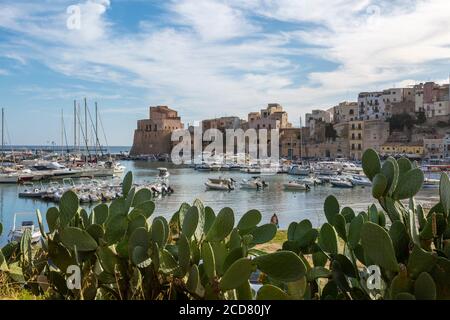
[171,0,258,41]
[1,0,450,126]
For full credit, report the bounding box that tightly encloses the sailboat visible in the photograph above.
[0,108,19,183]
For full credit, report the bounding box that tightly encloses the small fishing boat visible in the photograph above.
[0,172,19,184]
[240,177,268,190]
[298,176,322,186]
[205,178,235,191]
[195,163,211,172]
[18,182,46,198]
[9,213,42,244]
[283,181,310,191]
[289,165,311,176]
[330,177,353,188]
[349,175,372,187]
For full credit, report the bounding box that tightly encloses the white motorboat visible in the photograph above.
[9,213,42,244]
[349,175,372,187]
[18,182,46,198]
[195,163,211,172]
[289,165,311,176]
[210,163,222,172]
[0,172,19,184]
[298,176,323,186]
[283,181,311,191]
[205,178,235,191]
[330,177,353,188]
[240,177,268,190]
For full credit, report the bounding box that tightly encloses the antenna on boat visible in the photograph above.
[84,97,88,160]
[61,108,64,158]
[95,102,98,156]
[300,115,303,162]
[73,100,77,153]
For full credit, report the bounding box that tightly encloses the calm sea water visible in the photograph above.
[0,160,440,245]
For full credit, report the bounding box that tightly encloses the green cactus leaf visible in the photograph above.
[362,148,381,181]
[307,266,332,281]
[348,215,363,249]
[361,222,399,272]
[397,157,412,176]
[237,209,262,234]
[193,199,205,241]
[211,241,227,276]
[59,191,79,227]
[341,207,355,223]
[159,249,180,274]
[381,157,399,195]
[293,219,312,241]
[35,209,46,240]
[177,234,191,275]
[430,257,450,299]
[125,187,136,212]
[127,214,147,236]
[132,188,152,207]
[256,285,289,300]
[318,223,338,255]
[109,198,128,218]
[414,272,436,300]
[97,246,119,274]
[440,173,450,216]
[60,227,98,252]
[249,223,277,246]
[372,173,387,199]
[236,281,253,300]
[177,202,191,228]
[407,245,437,279]
[385,197,401,222]
[286,277,307,299]
[312,251,328,267]
[206,207,235,242]
[182,206,199,239]
[187,264,201,294]
[151,218,166,248]
[389,221,410,263]
[287,222,297,241]
[393,168,424,200]
[128,227,149,253]
[105,214,128,245]
[390,270,413,298]
[333,214,347,242]
[134,200,155,219]
[201,242,216,280]
[122,171,133,197]
[204,206,216,234]
[93,203,109,225]
[297,228,319,248]
[219,258,254,291]
[395,292,416,300]
[223,247,244,273]
[254,251,306,282]
[324,195,340,224]
[132,246,150,266]
[46,207,60,233]
[228,228,241,250]
[86,224,104,242]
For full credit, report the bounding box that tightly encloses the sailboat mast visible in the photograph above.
[61,108,64,157]
[84,98,88,159]
[73,100,77,152]
[95,102,98,157]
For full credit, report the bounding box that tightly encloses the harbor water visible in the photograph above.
[0,160,441,245]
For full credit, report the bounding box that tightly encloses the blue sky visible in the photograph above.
[0,0,450,146]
